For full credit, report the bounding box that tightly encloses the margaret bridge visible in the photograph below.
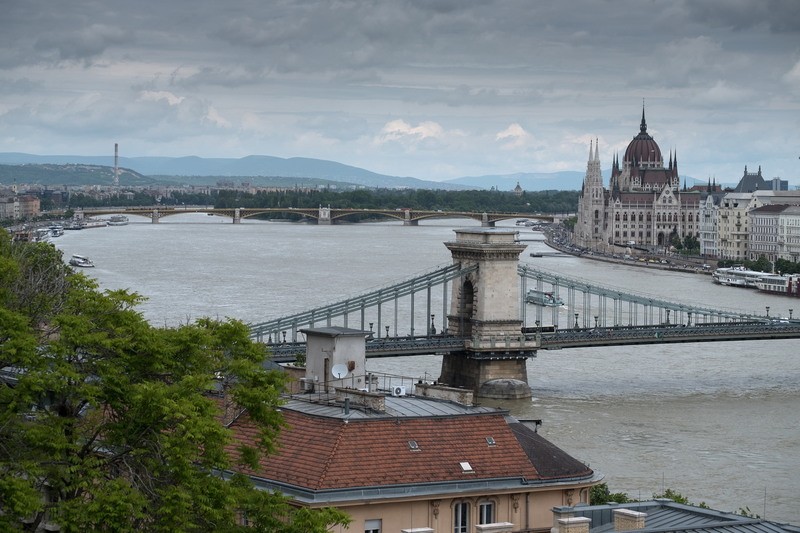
[76,205,556,226]
[242,228,800,399]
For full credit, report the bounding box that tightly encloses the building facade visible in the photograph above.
[576,109,701,252]
[748,204,800,263]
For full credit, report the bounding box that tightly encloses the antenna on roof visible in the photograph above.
[114,143,120,188]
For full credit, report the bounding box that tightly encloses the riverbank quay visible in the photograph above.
[541,227,713,276]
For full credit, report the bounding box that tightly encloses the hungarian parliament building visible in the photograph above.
[575,108,799,263]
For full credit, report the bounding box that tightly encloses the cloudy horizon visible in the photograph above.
[2,0,799,184]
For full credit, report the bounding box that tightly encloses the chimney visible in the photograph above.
[613,508,646,531]
[557,517,591,533]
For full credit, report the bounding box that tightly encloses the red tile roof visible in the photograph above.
[225,408,589,491]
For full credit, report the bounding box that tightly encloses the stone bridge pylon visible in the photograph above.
[440,228,538,399]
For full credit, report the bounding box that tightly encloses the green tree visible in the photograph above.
[589,483,632,504]
[0,229,349,532]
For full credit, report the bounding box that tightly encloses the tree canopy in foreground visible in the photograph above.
[0,229,349,532]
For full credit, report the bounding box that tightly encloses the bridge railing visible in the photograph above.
[537,320,800,349]
[249,263,477,343]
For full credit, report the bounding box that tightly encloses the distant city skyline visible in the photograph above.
[1,1,798,184]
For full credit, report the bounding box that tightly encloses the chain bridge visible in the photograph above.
[76,205,553,226]
[249,228,800,399]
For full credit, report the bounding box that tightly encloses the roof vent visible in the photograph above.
[408,440,420,451]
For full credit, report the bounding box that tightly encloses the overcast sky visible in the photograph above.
[2,0,799,184]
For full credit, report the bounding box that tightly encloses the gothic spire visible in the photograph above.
[595,138,600,161]
[640,100,647,134]
[589,139,594,162]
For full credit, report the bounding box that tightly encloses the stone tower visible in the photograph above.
[439,228,537,399]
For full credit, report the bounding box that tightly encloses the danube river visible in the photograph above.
[53,214,798,523]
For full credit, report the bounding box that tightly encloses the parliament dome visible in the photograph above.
[623,108,662,165]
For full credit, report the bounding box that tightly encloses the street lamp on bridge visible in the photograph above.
[766,306,770,318]
[574,313,579,329]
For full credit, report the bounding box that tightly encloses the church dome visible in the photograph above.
[623,108,662,165]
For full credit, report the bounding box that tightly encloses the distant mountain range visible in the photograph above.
[0,152,702,191]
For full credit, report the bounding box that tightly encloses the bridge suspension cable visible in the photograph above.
[248,263,477,342]
[518,264,764,329]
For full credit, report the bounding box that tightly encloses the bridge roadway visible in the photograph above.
[265,320,800,361]
[77,206,554,226]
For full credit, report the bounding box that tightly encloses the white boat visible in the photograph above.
[755,274,800,297]
[711,266,768,288]
[34,228,52,243]
[525,289,564,307]
[81,219,108,229]
[49,224,64,237]
[107,215,129,226]
[69,255,95,268]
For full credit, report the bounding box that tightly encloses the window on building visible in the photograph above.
[365,518,382,533]
[454,502,470,533]
[478,501,495,525]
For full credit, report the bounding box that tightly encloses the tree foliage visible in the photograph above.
[590,483,712,509]
[0,229,349,532]
[65,187,580,215]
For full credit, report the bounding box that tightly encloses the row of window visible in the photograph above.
[612,212,700,223]
[364,500,497,533]
[454,501,495,533]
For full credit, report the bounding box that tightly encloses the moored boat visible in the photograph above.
[711,266,768,288]
[68,255,95,268]
[755,274,800,297]
[107,215,129,226]
[81,219,108,229]
[525,289,564,307]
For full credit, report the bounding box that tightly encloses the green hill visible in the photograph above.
[0,163,156,187]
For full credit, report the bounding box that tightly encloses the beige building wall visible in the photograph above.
[326,486,593,533]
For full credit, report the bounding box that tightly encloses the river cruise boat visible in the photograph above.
[68,254,95,268]
[755,274,800,297]
[107,215,129,226]
[711,266,769,288]
[525,289,564,307]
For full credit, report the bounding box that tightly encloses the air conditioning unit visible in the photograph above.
[299,378,314,392]
[392,385,406,397]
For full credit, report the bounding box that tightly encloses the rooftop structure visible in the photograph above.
[553,499,800,533]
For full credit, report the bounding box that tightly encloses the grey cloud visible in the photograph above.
[34,24,132,63]
[683,0,800,33]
